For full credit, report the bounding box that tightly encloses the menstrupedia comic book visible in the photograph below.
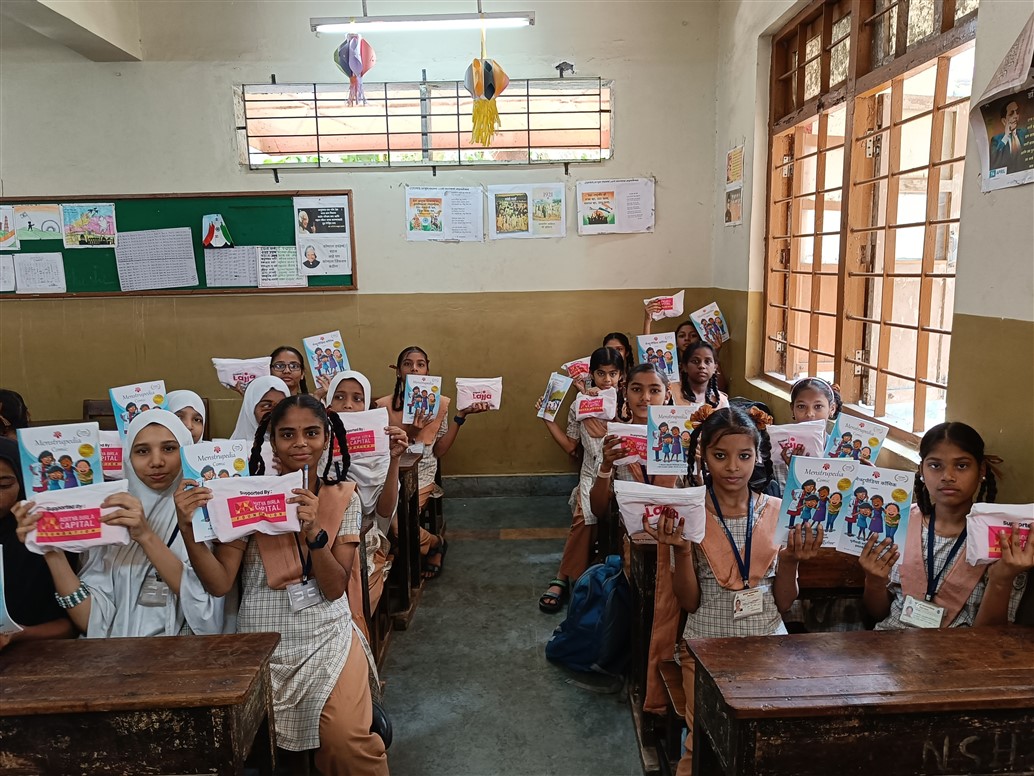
[536,372,574,423]
[402,375,444,424]
[822,414,890,465]
[17,422,103,495]
[636,333,678,381]
[206,470,302,543]
[835,465,914,557]
[109,381,168,438]
[302,331,350,385]
[181,440,251,542]
[965,503,1032,565]
[23,480,131,555]
[647,405,694,476]
[776,457,858,548]
[689,302,730,345]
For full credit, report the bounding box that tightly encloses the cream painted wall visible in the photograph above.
[0,0,719,294]
[38,0,143,60]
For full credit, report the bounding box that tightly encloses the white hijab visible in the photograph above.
[325,370,389,519]
[80,410,227,638]
[167,390,206,422]
[232,376,290,442]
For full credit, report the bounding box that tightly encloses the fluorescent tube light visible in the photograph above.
[310,11,535,34]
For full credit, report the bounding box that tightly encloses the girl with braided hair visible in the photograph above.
[861,422,1031,630]
[644,405,821,776]
[175,394,388,774]
[673,341,728,411]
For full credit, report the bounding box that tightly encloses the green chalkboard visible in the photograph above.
[0,191,357,297]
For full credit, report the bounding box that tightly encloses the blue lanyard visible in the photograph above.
[925,509,966,602]
[707,488,754,588]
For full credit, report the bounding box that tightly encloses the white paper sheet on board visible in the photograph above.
[294,195,352,276]
[0,254,15,292]
[115,227,198,291]
[257,245,306,288]
[487,183,566,240]
[204,246,259,287]
[576,178,655,235]
[13,252,66,294]
[405,186,484,242]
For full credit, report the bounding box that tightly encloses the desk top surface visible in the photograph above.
[399,452,421,470]
[687,627,1034,718]
[0,632,280,716]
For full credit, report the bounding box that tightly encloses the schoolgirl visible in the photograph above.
[167,389,206,444]
[325,370,408,633]
[645,406,821,775]
[14,412,227,638]
[268,345,310,397]
[643,310,729,392]
[602,331,635,377]
[536,347,626,612]
[861,422,1031,629]
[774,377,843,490]
[175,394,388,775]
[672,341,729,410]
[0,438,74,650]
[376,346,489,580]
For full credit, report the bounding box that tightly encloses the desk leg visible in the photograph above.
[255,713,276,776]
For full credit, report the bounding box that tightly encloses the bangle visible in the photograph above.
[453,415,466,426]
[55,582,90,610]
[597,469,613,480]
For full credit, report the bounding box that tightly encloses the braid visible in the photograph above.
[913,471,933,515]
[391,375,405,413]
[687,425,707,487]
[977,469,998,503]
[324,411,352,484]
[300,375,311,395]
[754,426,774,492]
[249,415,273,476]
[706,373,720,408]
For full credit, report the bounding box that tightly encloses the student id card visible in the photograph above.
[138,576,170,607]
[899,594,944,628]
[732,587,765,620]
[287,579,323,613]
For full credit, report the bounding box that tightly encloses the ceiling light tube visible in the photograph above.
[310,11,535,34]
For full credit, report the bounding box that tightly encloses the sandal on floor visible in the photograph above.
[539,579,569,614]
[422,537,448,580]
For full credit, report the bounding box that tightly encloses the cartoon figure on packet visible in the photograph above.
[825,491,843,532]
[786,479,817,528]
[31,451,55,493]
[58,455,79,488]
[868,494,885,537]
[75,459,94,485]
[856,500,872,540]
[653,422,668,462]
[46,465,65,490]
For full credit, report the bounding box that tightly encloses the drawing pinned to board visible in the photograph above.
[202,214,234,248]
[487,183,566,240]
[0,206,18,250]
[61,203,117,248]
[294,195,351,276]
[576,178,655,235]
[13,204,62,241]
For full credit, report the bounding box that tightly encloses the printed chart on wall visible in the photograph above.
[487,183,566,240]
[405,186,484,242]
[575,178,655,235]
[725,144,744,226]
[294,195,351,276]
[970,12,1034,192]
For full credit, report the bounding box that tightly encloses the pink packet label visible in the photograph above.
[347,429,377,455]
[228,493,289,529]
[36,508,103,543]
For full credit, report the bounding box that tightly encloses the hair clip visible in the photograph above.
[747,406,774,431]
[690,404,716,427]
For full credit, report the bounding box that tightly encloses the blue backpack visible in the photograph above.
[545,555,631,676]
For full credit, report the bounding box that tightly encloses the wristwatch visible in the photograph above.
[453,415,466,426]
[306,529,329,550]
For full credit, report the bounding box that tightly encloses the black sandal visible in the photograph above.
[538,579,569,614]
[422,537,448,580]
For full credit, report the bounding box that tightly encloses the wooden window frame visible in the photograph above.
[762,0,979,442]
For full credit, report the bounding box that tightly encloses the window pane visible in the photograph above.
[932,222,960,268]
[947,48,976,99]
[887,325,918,379]
[893,225,926,262]
[871,1,899,67]
[899,114,933,169]
[907,0,936,47]
[791,272,813,309]
[805,35,822,100]
[798,195,817,237]
[826,104,848,146]
[955,0,979,20]
[822,191,843,232]
[940,105,969,159]
[891,277,921,326]
[925,332,952,387]
[824,147,845,189]
[929,276,956,330]
[818,272,839,314]
[831,42,850,86]
[821,233,841,266]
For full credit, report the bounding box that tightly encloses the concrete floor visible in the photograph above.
[381,495,640,776]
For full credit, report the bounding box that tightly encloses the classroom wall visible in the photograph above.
[0,1,719,476]
[708,0,1034,502]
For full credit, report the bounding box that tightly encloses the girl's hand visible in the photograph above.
[645,300,664,319]
[600,434,626,469]
[290,488,321,543]
[535,396,545,412]
[781,523,824,562]
[12,500,39,545]
[780,443,805,466]
[410,409,433,432]
[232,381,248,397]
[858,533,899,581]
[386,426,409,458]
[988,526,1034,583]
[101,492,151,543]
[459,402,491,417]
[313,375,330,401]
[642,506,690,549]
[174,480,212,528]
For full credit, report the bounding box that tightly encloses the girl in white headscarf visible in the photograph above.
[232,376,290,440]
[14,411,227,637]
[325,371,408,631]
[167,389,206,444]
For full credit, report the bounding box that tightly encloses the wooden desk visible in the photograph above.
[627,530,662,776]
[388,452,422,630]
[688,627,1034,776]
[0,633,280,776]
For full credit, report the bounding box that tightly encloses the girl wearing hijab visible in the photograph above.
[13,412,227,638]
[167,390,206,444]
[325,371,408,632]
[232,376,290,441]
[0,438,74,650]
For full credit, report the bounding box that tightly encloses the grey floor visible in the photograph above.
[381,495,640,776]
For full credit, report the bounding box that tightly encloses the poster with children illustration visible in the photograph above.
[60,203,117,248]
[109,380,168,438]
[636,333,678,380]
[689,302,730,345]
[776,456,858,548]
[402,375,444,424]
[302,331,350,386]
[16,422,103,495]
[835,465,914,557]
[181,440,251,542]
[647,405,694,476]
[822,414,890,465]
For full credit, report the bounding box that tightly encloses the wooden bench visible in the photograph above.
[388,452,423,630]
[657,659,687,776]
[0,633,280,775]
[359,516,393,670]
[626,528,662,776]
[83,397,213,438]
[688,627,1034,775]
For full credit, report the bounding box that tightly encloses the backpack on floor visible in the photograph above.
[545,554,631,676]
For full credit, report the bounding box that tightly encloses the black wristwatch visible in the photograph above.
[306,529,329,550]
[453,415,466,426]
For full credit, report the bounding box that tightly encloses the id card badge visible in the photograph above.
[138,575,170,607]
[900,594,944,628]
[287,578,323,613]
[732,586,765,620]
[408,442,426,455]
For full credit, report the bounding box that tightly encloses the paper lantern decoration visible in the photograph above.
[334,33,376,106]
[464,58,510,147]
